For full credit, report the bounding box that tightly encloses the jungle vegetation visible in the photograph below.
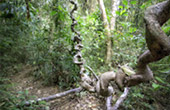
[0,0,170,110]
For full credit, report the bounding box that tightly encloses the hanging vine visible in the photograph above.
[69,0,95,92]
[70,0,85,74]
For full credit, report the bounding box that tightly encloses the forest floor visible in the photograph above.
[10,65,106,110]
[10,65,170,110]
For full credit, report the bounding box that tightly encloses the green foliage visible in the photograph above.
[26,1,80,87]
[122,55,170,109]
[0,77,48,110]
[123,85,156,110]
[0,0,170,109]
[162,19,170,35]
[111,20,145,67]
[130,0,137,5]
[0,0,79,87]
[77,10,109,72]
[152,83,161,90]
[122,0,128,6]
[0,0,30,75]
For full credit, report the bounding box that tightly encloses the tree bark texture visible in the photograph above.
[98,0,112,65]
[25,0,30,19]
[125,0,170,86]
[110,0,120,30]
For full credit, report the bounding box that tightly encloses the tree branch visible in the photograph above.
[112,87,129,110]
[85,65,99,80]
[106,95,113,110]
[106,87,130,110]
[19,87,82,107]
[25,0,30,19]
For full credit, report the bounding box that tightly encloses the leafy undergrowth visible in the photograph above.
[122,84,170,110]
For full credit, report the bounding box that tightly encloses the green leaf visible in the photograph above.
[119,6,123,9]
[116,10,120,15]
[155,76,166,84]
[140,4,146,9]
[58,5,63,11]
[122,0,128,6]
[120,9,127,16]
[36,9,39,13]
[152,83,160,90]
[130,0,137,5]
[50,11,57,16]
[129,27,137,33]
[25,90,29,96]
[124,13,128,16]
[162,25,170,33]
[39,101,46,105]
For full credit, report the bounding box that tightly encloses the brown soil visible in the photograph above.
[10,65,106,110]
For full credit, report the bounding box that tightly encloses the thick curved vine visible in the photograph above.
[69,0,96,92]
[70,0,86,75]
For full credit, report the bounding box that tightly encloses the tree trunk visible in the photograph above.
[110,0,120,30]
[25,0,30,19]
[98,0,120,66]
[110,0,120,64]
[97,0,112,65]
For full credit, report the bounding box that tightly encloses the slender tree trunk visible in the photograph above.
[97,0,112,65]
[110,0,120,64]
[98,0,120,66]
[25,0,30,19]
[110,0,120,30]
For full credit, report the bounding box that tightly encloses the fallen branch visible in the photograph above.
[106,87,130,110]
[106,95,112,110]
[112,87,130,110]
[20,87,82,106]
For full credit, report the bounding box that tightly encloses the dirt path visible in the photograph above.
[10,66,106,110]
